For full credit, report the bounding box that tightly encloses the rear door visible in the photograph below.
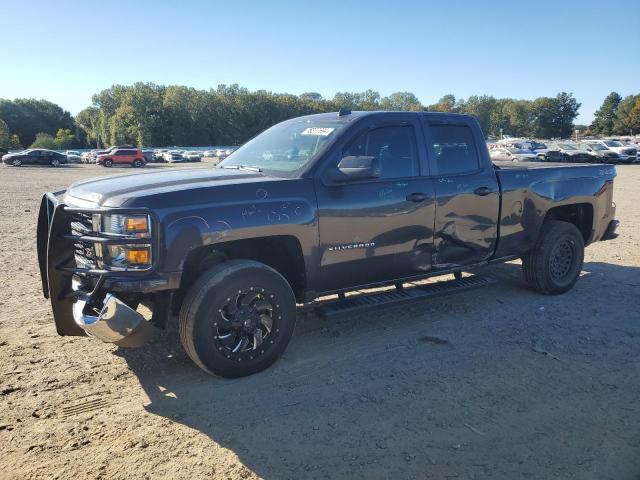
[422,118,500,268]
[315,115,436,292]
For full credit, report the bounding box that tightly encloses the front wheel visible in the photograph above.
[103,159,113,167]
[522,220,584,294]
[132,159,143,168]
[12,158,22,167]
[50,158,61,167]
[179,260,297,378]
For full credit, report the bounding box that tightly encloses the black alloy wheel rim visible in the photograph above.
[550,238,575,281]
[213,288,280,361]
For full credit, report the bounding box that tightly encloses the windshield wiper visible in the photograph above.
[218,164,262,172]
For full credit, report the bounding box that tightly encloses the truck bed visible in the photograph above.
[492,161,616,258]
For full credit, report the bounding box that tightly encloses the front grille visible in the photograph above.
[70,212,97,267]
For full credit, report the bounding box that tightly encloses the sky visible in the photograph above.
[1,0,638,124]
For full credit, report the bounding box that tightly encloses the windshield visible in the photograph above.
[584,143,606,151]
[219,117,349,177]
[557,143,576,150]
[507,148,530,154]
[603,140,623,147]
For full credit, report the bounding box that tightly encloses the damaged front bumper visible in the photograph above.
[72,293,154,347]
[37,192,165,346]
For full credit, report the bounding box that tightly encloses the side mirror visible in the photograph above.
[327,155,381,182]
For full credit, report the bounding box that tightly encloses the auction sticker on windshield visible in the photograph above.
[301,127,335,136]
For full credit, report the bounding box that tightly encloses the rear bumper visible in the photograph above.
[601,220,620,241]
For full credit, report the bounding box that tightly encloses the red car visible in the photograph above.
[97,148,146,168]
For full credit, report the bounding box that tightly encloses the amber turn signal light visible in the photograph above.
[125,247,151,265]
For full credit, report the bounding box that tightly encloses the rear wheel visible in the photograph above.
[522,220,584,294]
[179,260,297,378]
[103,159,113,167]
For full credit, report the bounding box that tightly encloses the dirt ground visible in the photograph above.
[0,162,639,480]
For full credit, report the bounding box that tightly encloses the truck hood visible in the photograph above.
[64,167,268,207]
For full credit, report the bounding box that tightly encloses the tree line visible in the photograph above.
[1,84,638,150]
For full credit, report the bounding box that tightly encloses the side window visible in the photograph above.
[429,124,480,175]
[343,126,418,179]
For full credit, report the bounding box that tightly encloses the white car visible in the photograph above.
[585,140,637,164]
[202,150,217,157]
[65,150,82,163]
[163,150,185,163]
[183,151,202,162]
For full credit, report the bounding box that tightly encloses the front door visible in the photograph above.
[423,119,500,268]
[315,119,436,293]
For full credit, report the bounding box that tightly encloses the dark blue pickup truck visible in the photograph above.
[37,111,619,377]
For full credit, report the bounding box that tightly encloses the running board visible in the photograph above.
[314,274,495,320]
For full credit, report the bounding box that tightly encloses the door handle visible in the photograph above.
[406,192,427,202]
[474,186,493,196]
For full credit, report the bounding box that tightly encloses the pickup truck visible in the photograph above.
[37,111,619,378]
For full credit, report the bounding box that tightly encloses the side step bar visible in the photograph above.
[314,274,495,320]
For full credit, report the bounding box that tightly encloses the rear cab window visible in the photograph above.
[428,124,481,176]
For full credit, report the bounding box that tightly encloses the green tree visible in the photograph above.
[30,132,57,149]
[613,95,640,134]
[427,94,457,112]
[380,92,422,111]
[0,118,21,149]
[0,98,74,146]
[591,92,621,135]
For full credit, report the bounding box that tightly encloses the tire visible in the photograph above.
[132,159,143,168]
[103,159,113,167]
[522,220,584,295]
[179,260,296,378]
[50,158,61,167]
[12,158,22,167]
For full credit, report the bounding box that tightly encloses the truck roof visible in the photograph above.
[294,111,476,123]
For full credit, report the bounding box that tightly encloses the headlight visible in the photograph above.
[95,214,153,270]
[101,214,151,237]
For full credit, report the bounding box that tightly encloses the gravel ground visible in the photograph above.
[0,163,639,480]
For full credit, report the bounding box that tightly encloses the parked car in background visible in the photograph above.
[585,140,637,164]
[578,143,620,164]
[183,151,202,162]
[65,151,82,163]
[2,149,67,167]
[203,150,217,157]
[526,142,564,162]
[163,150,185,163]
[548,143,596,163]
[489,147,539,162]
[81,151,94,164]
[152,149,168,162]
[142,150,154,163]
[97,148,146,168]
[215,148,229,159]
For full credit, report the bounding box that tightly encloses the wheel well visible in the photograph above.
[544,203,593,243]
[180,235,307,302]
